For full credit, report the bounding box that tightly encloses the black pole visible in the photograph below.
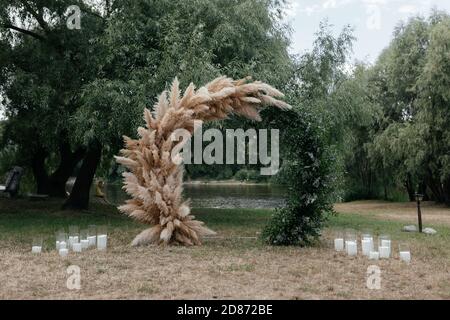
[417,200,423,233]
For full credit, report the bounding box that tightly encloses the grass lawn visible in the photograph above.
[0,198,449,299]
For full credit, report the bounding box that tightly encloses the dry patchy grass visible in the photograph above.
[0,199,449,299]
[335,200,450,227]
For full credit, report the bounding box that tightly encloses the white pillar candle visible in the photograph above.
[346,241,357,256]
[334,238,344,251]
[88,236,96,247]
[68,236,74,248]
[363,237,374,250]
[369,251,379,260]
[69,236,79,247]
[361,239,373,256]
[31,246,42,253]
[59,241,67,250]
[97,234,107,250]
[72,242,82,252]
[81,239,89,249]
[379,246,390,258]
[381,239,391,249]
[56,241,60,250]
[399,251,411,264]
[59,248,68,257]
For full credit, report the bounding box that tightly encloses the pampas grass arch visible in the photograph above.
[115,76,290,246]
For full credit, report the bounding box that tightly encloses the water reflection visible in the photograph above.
[104,183,286,209]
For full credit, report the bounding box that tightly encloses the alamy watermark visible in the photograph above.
[366,265,381,290]
[66,265,81,290]
[66,5,81,30]
[170,121,280,176]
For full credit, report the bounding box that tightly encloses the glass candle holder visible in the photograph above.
[345,229,358,256]
[378,235,391,259]
[32,236,43,253]
[59,231,68,250]
[398,243,411,264]
[361,230,374,256]
[345,229,357,241]
[80,229,89,250]
[69,225,79,236]
[361,230,373,241]
[88,225,97,247]
[333,230,345,252]
[97,225,108,250]
[68,225,79,249]
[55,229,65,250]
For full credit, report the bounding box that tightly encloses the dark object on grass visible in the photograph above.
[0,167,24,198]
[27,193,50,201]
[415,193,424,233]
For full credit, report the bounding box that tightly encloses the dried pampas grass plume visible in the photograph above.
[116,76,291,246]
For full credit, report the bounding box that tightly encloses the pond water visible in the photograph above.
[104,183,287,209]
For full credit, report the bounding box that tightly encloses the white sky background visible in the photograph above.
[284,0,450,64]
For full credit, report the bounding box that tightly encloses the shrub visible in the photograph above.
[261,108,335,246]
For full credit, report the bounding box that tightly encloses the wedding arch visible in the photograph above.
[115,76,290,246]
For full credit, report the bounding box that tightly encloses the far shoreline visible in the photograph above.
[184,180,272,186]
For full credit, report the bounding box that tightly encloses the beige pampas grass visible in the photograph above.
[116,76,290,246]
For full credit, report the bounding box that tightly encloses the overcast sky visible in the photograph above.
[285,0,450,64]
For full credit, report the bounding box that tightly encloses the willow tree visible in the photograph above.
[367,12,450,205]
[0,0,292,208]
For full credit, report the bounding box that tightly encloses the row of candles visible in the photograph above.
[31,225,108,257]
[334,230,411,263]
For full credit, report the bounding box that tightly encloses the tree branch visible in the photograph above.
[80,7,105,20]
[2,24,46,41]
[20,0,50,32]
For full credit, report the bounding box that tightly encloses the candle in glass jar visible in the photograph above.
[88,236,96,247]
[72,242,82,252]
[32,236,43,254]
[379,246,390,258]
[59,241,67,250]
[361,230,374,251]
[400,251,411,263]
[361,239,373,256]
[378,235,391,258]
[381,239,391,248]
[334,238,344,251]
[68,236,75,248]
[398,242,411,264]
[97,234,107,250]
[59,248,68,257]
[56,230,67,252]
[346,241,357,256]
[369,251,379,260]
[31,246,42,253]
[81,239,89,249]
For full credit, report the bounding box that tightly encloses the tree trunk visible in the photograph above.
[31,146,49,194]
[418,181,430,201]
[425,169,446,204]
[63,140,102,210]
[443,178,450,207]
[404,174,415,202]
[30,142,85,197]
[47,143,85,197]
